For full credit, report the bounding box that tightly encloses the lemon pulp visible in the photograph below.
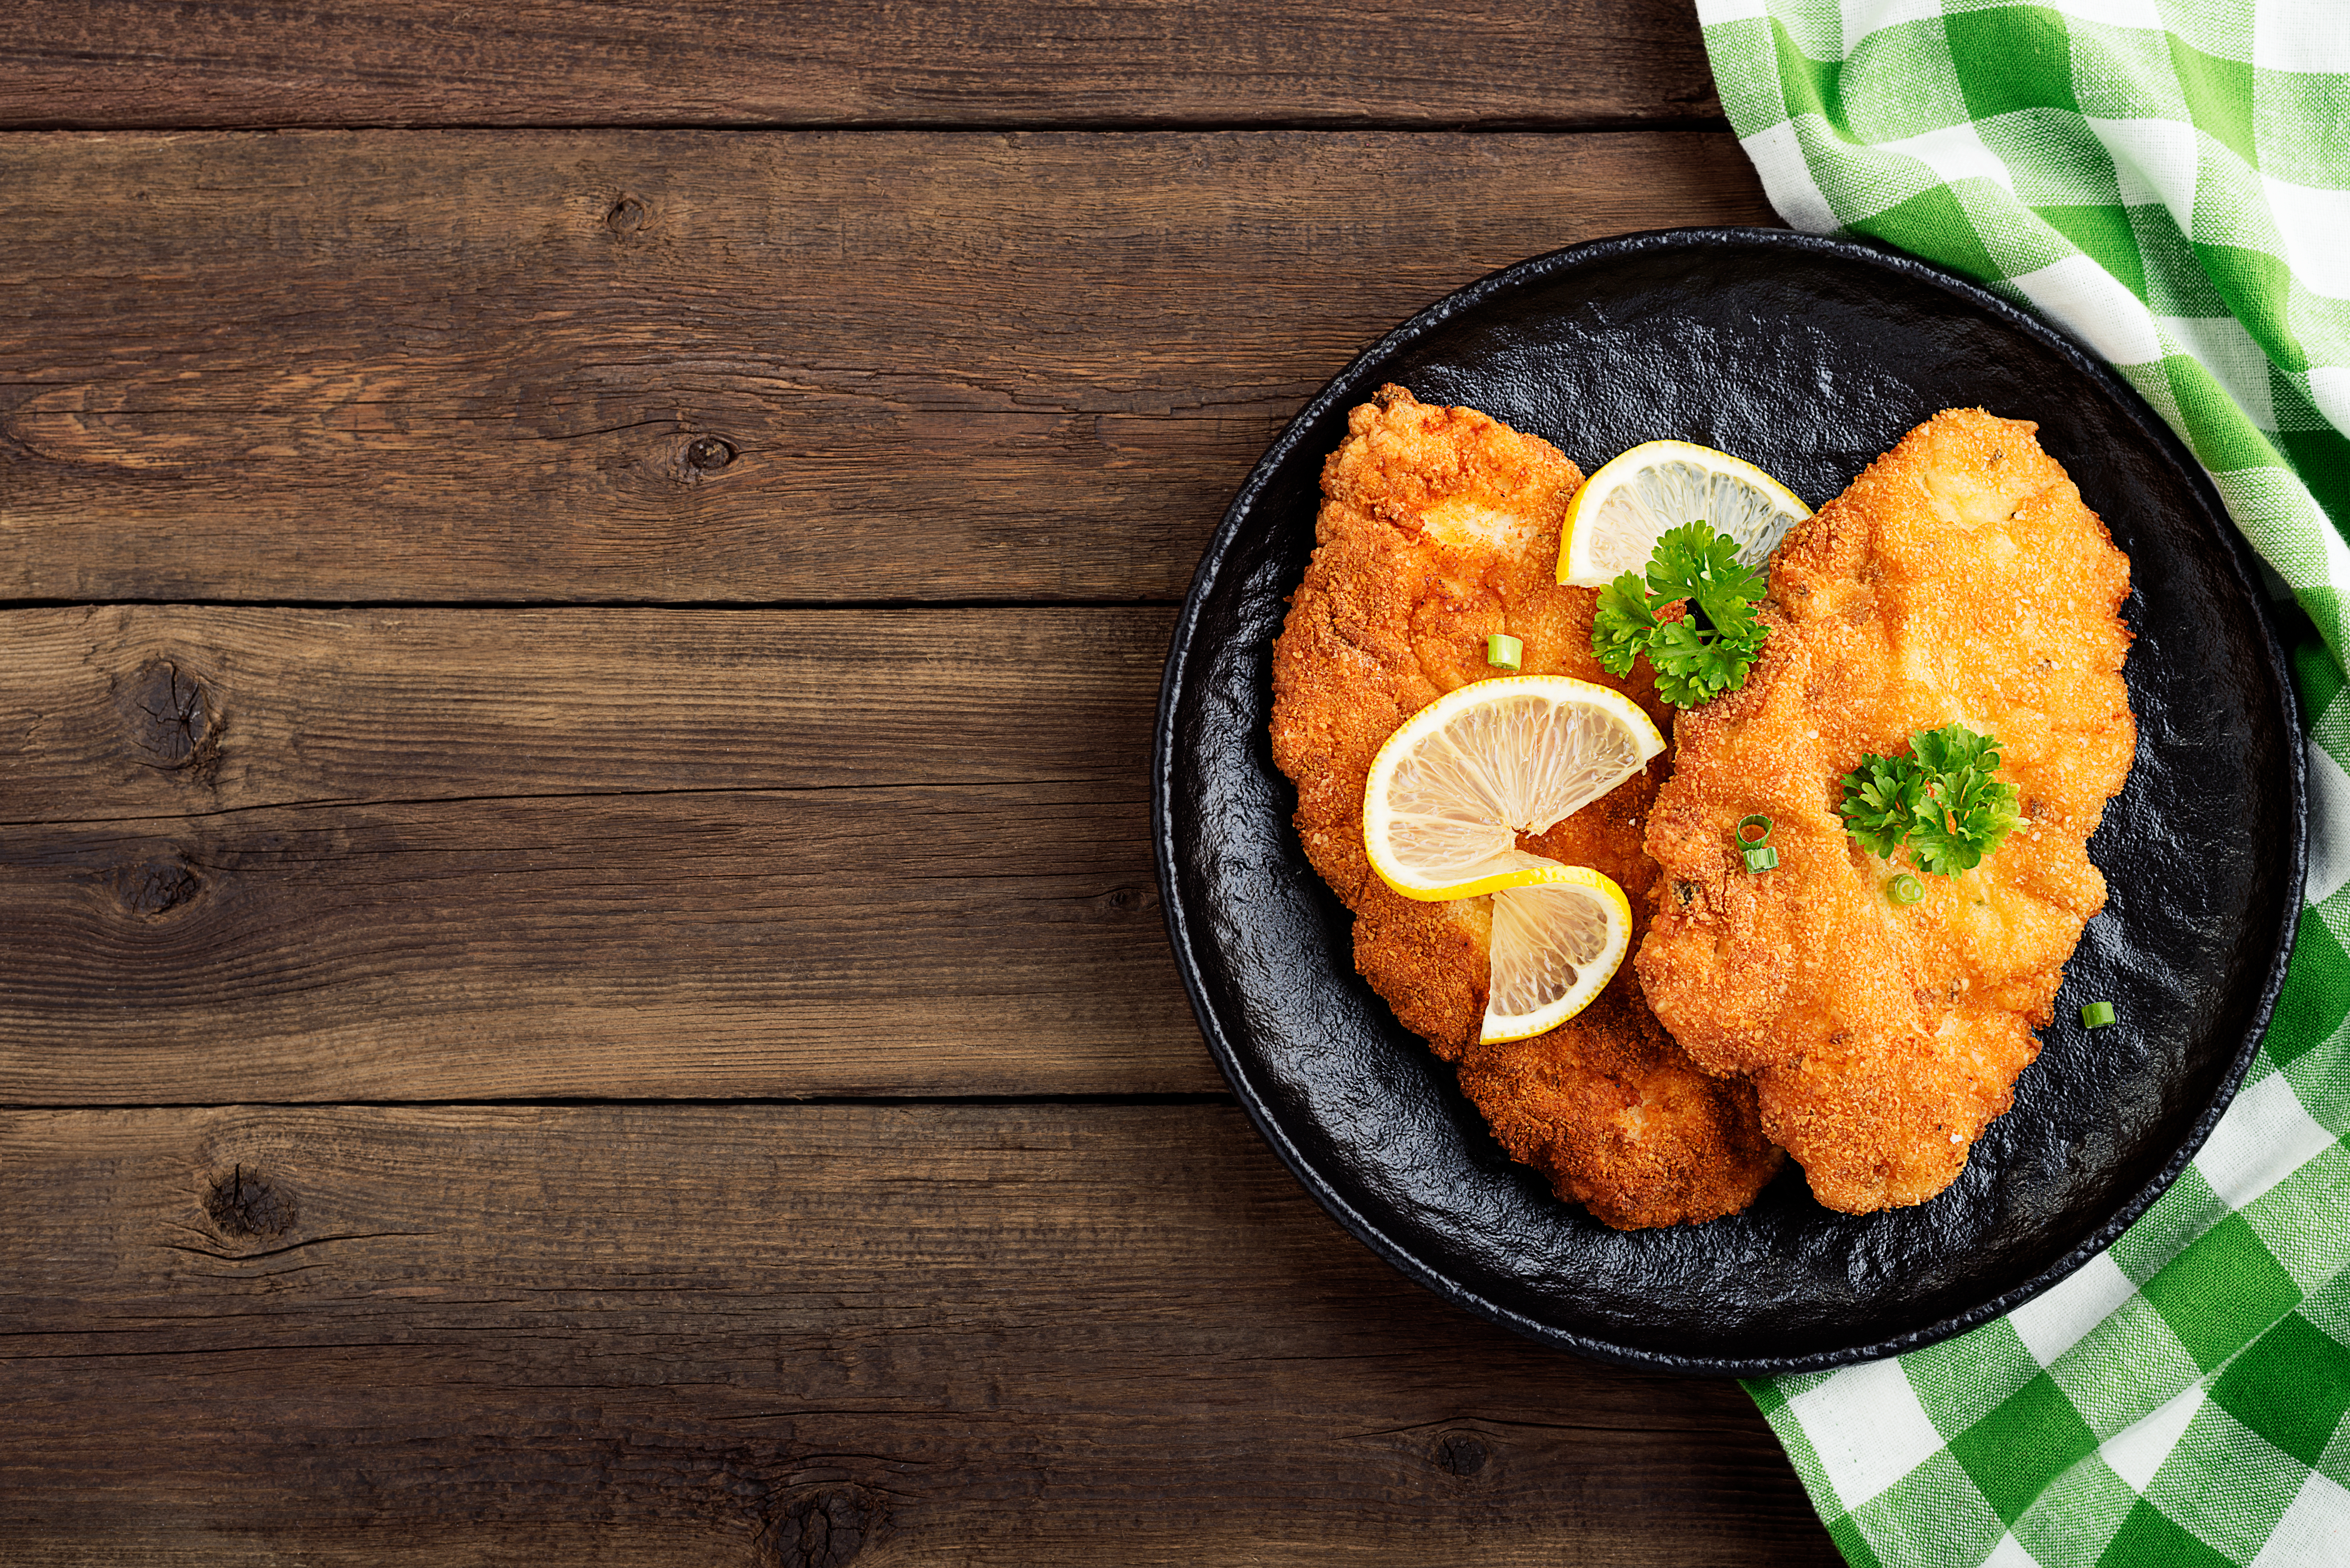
[1362,675,1662,900]
[1559,439,1811,588]
[1482,872,1634,1042]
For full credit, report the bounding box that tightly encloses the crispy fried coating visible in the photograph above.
[1269,385,1784,1230]
[1636,409,2135,1213]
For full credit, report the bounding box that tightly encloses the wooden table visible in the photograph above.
[0,6,1840,1562]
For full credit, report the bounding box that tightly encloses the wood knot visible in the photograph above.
[204,1164,296,1240]
[1433,1431,1489,1477]
[604,194,650,237]
[684,435,736,473]
[1091,885,1157,918]
[115,856,204,920]
[120,658,220,776]
[764,1487,884,1568]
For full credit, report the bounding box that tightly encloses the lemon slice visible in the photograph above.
[1483,872,1633,1041]
[1362,675,1665,900]
[1558,440,1811,587]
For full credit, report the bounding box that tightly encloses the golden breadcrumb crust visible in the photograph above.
[1269,385,1785,1230]
[1636,408,2135,1213]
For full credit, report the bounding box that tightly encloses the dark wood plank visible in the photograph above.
[0,1,1721,130]
[0,1103,1839,1566]
[0,605,1167,820]
[0,605,1197,1102]
[0,129,1776,605]
[0,784,1197,1103]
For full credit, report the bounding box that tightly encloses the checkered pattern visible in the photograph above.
[1699,3,2350,1563]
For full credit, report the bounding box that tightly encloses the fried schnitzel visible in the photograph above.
[1636,409,2134,1213]
[1270,385,1784,1230]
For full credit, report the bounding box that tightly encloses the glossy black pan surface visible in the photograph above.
[1152,228,2304,1376]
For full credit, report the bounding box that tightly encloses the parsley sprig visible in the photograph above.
[1589,522,1769,708]
[1838,725,2022,875]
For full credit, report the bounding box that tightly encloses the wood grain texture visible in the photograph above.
[0,605,1167,819]
[0,1103,1839,1566]
[0,128,1776,605]
[0,604,1200,1102]
[0,0,1722,131]
[0,8,1843,1556]
[0,782,1198,1103]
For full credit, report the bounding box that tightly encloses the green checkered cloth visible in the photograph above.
[1698,2,2350,1563]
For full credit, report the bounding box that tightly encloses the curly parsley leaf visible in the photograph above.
[1908,726,2022,874]
[1837,724,2022,875]
[1644,614,1750,707]
[1585,522,1770,708]
[1911,724,2001,781]
[1649,522,1768,631]
[1837,752,1927,859]
[1591,572,1658,677]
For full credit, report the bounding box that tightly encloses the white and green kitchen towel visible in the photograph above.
[1697,2,2350,1563]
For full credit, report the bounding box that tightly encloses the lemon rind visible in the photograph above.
[1365,853,1583,904]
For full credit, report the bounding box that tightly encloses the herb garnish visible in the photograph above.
[1590,521,1769,708]
[1838,724,2021,875]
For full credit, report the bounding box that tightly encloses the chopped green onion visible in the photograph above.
[1485,633,1523,671]
[1736,813,1774,847]
[1742,845,1778,873]
[1888,873,1925,905]
[2081,1001,2116,1029]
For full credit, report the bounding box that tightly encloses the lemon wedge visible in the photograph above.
[1483,873,1634,1041]
[1558,440,1811,588]
[1361,675,1664,900]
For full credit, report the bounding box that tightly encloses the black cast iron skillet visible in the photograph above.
[1151,227,2305,1377]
